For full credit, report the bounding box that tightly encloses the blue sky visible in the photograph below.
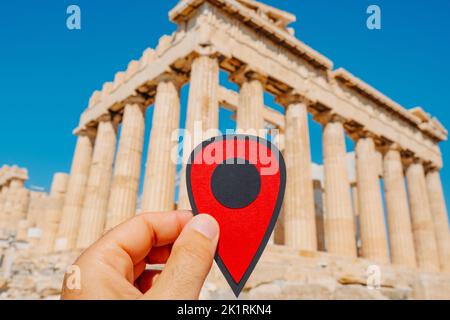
[0,0,449,213]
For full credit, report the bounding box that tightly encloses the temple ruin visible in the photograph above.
[1,0,449,299]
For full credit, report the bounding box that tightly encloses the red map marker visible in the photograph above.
[186,134,286,297]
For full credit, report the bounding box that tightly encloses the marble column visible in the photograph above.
[406,162,440,272]
[5,179,29,234]
[425,168,450,272]
[105,103,145,230]
[0,186,4,214]
[28,194,48,247]
[0,184,9,232]
[55,130,95,251]
[26,191,46,231]
[141,76,181,212]
[2,184,14,232]
[236,77,264,135]
[39,173,69,253]
[0,186,3,233]
[383,148,416,267]
[15,182,30,222]
[77,115,117,249]
[281,98,316,250]
[236,73,270,239]
[356,136,389,264]
[177,56,219,210]
[322,119,356,257]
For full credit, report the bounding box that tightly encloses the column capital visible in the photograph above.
[77,126,97,140]
[154,72,188,91]
[123,95,148,108]
[400,151,414,168]
[378,141,402,155]
[178,52,220,78]
[276,90,315,108]
[423,161,438,174]
[313,111,347,126]
[229,65,267,86]
[402,154,429,169]
[425,165,440,174]
[379,141,435,172]
[96,113,120,133]
[193,40,221,57]
[353,130,378,141]
[97,113,113,123]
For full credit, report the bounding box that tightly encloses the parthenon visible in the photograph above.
[1,0,450,299]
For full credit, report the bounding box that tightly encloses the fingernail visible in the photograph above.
[188,214,219,240]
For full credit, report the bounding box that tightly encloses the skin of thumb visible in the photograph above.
[143,214,219,299]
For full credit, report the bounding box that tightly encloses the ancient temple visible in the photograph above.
[1,0,449,299]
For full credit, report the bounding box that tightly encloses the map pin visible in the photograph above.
[186,134,286,297]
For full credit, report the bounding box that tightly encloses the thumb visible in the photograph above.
[143,214,219,299]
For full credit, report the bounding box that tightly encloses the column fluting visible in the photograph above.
[105,103,145,230]
[356,136,389,264]
[383,148,416,267]
[177,56,219,210]
[141,77,181,212]
[77,115,117,249]
[425,168,450,272]
[406,161,440,272]
[282,99,316,250]
[322,119,357,257]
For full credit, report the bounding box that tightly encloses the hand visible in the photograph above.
[61,211,219,300]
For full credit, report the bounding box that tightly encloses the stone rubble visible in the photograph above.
[1,245,449,300]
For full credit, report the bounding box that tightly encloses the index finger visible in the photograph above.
[86,211,193,267]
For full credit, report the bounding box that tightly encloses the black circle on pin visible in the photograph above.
[210,158,261,209]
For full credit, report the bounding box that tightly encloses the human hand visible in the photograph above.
[61,211,219,300]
